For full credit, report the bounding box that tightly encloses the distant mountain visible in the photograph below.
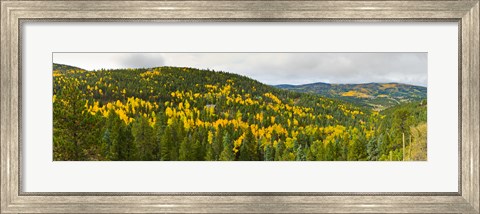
[275,82,426,110]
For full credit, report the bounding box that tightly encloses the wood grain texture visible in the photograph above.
[461,2,480,213]
[1,0,479,213]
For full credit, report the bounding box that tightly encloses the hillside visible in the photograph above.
[275,82,427,110]
[53,63,87,72]
[52,63,427,161]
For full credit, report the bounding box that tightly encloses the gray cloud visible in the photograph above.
[52,53,165,70]
[119,53,165,68]
[53,52,427,86]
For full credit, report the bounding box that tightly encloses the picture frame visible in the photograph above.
[1,0,478,213]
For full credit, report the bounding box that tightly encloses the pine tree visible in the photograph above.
[205,143,215,161]
[238,140,249,161]
[132,116,155,160]
[264,144,273,161]
[160,126,172,161]
[367,137,380,161]
[219,133,234,161]
[104,110,136,160]
[179,136,190,160]
[275,140,285,161]
[53,78,102,160]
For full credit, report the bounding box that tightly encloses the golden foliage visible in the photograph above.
[341,90,371,98]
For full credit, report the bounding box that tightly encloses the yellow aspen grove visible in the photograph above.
[53,63,426,161]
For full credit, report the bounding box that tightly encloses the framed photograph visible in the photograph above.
[1,0,478,213]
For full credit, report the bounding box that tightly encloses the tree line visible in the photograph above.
[53,64,427,161]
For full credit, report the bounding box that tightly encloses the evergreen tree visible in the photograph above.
[178,136,191,161]
[53,78,102,160]
[132,116,155,160]
[219,133,234,161]
[160,126,172,161]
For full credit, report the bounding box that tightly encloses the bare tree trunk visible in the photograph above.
[409,135,412,160]
[402,132,405,161]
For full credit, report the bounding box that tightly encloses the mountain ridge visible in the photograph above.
[275,81,426,110]
[275,81,425,88]
[53,63,426,110]
[53,63,88,72]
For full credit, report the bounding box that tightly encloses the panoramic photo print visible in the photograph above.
[53,53,427,161]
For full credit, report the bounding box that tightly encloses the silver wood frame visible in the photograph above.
[1,1,479,213]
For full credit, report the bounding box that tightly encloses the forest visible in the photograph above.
[53,63,427,161]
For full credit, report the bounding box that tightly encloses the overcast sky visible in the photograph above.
[53,52,427,86]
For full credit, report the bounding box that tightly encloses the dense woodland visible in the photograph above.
[53,64,427,161]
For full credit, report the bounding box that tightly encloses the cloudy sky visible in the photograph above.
[53,52,427,86]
